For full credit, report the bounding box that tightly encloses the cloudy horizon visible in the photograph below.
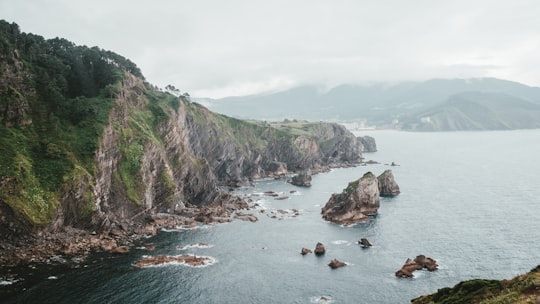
[2,0,540,98]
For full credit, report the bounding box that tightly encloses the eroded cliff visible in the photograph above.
[0,21,363,264]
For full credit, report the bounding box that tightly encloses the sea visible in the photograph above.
[2,130,539,304]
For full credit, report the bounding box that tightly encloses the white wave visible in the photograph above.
[161,225,212,232]
[135,255,217,268]
[47,276,58,280]
[332,240,351,245]
[177,243,214,250]
[0,278,19,286]
[310,295,334,303]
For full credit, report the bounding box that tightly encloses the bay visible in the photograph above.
[3,130,540,303]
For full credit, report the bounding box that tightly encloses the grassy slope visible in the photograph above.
[412,266,539,304]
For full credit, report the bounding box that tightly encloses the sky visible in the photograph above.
[2,0,540,98]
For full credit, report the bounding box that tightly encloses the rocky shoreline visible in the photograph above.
[0,161,370,268]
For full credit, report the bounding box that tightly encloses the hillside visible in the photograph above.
[402,92,540,131]
[202,78,540,130]
[412,265,539,304]
[0,20,363,265]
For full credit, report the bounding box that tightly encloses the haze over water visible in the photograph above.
[4,130,540,303]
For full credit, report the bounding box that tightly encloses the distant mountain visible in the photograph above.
[401,92,540,131]
[201,78,540,130]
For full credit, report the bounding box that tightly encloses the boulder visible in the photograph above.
[321,172,380,225]
[358,238,372,248]
[301,248,312,255]
[328,258,346,269]
[289,170,312,187]
[314,242,326,255]
[133,254,213,268]
[234,212,258,222]
[378,170,400,196]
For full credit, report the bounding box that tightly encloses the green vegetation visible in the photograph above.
[412,265,540,304]
[0,20,144,225]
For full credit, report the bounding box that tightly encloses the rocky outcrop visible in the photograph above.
[314,242,326,255]
[358,238,372,248]
[395,255,438,278]
[377,170,400,196]
[301,248,312,255]
[321,172,380,225]
[328,259,347,269]
[289,170,312,187]
[358,136,377,152]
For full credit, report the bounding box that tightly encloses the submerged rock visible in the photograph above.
[321,172,380,225]
[378,170,400,197]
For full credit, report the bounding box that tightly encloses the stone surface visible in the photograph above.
[289,170,312,187]
[321,172,380,225]
[358,238,372,248]
[301,248,312,255]
[395,255,438,278]
[328,258,347,269]
[314,242,326,255]
[358,136,377,152]
[378,170,400,197]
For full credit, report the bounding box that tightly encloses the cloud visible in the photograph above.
[2,0,540,97]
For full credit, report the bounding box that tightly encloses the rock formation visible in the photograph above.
[378,170,400,196]
[289,170,312,187]
[358,238,372,248]
[314,242,326,255]
[358,136,377,152]
[328,258,347,269]
[321,172,380,225]
[0,22,365,266]
[395,255,438,278]
[301,248,312,255]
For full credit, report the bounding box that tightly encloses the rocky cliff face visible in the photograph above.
[358,136,377,152]
[321,172,380,225]
[0,22,364,265]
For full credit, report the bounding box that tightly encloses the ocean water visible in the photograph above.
[3,130,540,303]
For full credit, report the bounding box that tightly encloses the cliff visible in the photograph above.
[0,21,363,264]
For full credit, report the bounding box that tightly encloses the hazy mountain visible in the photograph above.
[201,78,540,130]
[401,92,540,131]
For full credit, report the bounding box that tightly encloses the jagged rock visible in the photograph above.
[321,172,380,225]
[289,170,312,187]
[234,212,258,222]
[112,246,129,254]
[395,255,438,278]
[314,242,326,255]
[301,248,312,255]
[328,258,346,269]
[358,238,372,248]
[358,136,377,152]
[378,170,400,197]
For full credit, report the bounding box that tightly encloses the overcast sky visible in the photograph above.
[2,0,540,98]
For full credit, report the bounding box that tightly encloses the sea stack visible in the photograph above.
[378,170,400,196]
[321,172,380,225]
